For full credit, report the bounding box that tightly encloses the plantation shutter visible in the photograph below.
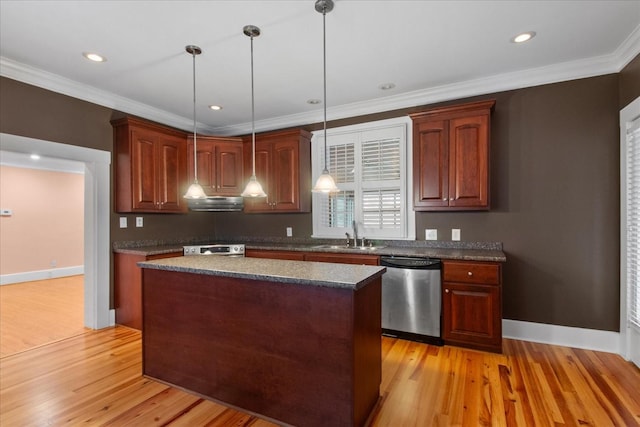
[361,137,402,231]
[627,116,640,328]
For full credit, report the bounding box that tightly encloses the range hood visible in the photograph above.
[187,196,244,212]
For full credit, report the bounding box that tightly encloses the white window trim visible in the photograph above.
[620,96,640,366]
[311,116,415,240]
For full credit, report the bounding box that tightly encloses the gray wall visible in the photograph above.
[1,53,639,332]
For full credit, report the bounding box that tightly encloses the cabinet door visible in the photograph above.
[188,139,216,195]
[447,115,489,209]
[217,141,244,195]
[156,135,187,212]
[271,140,300,211]
[413,119,449,209]
[243,140,272,212]
[245,249,305,261]
[304,252,379,265]
[131,129,159,211]
[442,282,501,352]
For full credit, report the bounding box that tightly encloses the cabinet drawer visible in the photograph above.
[443,261,500,285]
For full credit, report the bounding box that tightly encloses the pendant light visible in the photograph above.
[312,0,339,193]
[241,25,267,198]
[183,45,207,199]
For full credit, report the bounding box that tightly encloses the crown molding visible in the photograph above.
[2,24,639,137]
[0,57,201,133]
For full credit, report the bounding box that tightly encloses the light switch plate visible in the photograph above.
[425,229,437,240]
[136,217,143,228]
[286,227,293,237]
[119,217,127,228]
[452,228,461,241]
[0,209,12,216]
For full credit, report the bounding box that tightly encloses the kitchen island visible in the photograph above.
[138,256,385,427]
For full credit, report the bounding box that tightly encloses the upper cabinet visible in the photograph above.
[243,129,312,213]
[187,136,244,196]
[410,100,495,211]
[112,117,188,213]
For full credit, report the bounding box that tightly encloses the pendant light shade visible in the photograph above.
[241,25,267,198]
[183,45,207,199]
[312,0,339,194]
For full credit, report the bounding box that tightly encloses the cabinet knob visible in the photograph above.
[468,271,473,276]
[445,289,450,293]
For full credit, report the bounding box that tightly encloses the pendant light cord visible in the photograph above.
[192,50,198,183]
[322,5,329,174]
[251,34,256,177]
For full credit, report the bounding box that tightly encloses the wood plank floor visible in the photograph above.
[0,275,87,357]
[1,326,638,426]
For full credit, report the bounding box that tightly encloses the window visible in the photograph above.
[625,112,640,329]
[312,117,414,240]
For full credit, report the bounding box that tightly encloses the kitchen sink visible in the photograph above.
[311,244,386,251]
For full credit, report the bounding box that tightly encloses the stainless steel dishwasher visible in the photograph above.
[380,255,443,345]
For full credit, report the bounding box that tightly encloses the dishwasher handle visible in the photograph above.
[380,256,441,270]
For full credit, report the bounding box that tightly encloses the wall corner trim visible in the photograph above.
[503,319,620,355]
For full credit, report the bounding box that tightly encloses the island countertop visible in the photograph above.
[138,255,386,290]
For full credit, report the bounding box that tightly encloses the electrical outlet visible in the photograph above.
[425,229,438,240]
[136,217,143,228]
[50,260,57,268]
[452,228,461,241]
[119,217,127,228]
[286,227,293,237]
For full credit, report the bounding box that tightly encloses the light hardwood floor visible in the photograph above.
[0,275,87,357]
[1,325,639,426]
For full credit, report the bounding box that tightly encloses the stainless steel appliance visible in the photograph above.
[380,255,443,345]
[183,244,245,256]
[187,196,244,212]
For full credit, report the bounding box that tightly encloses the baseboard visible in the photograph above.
[503,319,621,354]
[0,266,84,285]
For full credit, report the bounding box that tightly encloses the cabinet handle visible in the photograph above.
[442,198,448,201]
[445,289,450,293]
[468,271,473,276]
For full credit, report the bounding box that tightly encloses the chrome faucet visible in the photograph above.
[352,220,358,247]
[345,232,351,247]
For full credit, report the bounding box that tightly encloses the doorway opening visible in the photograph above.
[0,133,111,330]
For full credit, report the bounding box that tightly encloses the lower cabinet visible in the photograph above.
[114,251,182,330]
[245,248,379,265]
[245,249,305,261]
[304,252,379,266]
[442,260,502,353]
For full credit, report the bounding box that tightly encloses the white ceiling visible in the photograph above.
[1,0,639,136]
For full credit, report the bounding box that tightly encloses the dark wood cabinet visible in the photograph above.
[243,129,311,213]
[112,117,188,213]
[410,100,495,211]
[245,248,379,266]
[304,252,379,266]
[187,136,244,196]
[245,249,305,261]
[442,260,502,353]
[114,250,182,330]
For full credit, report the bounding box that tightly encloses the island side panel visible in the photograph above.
[353,276,382,426]
[142,268,379,427]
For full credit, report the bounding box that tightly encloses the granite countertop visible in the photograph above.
[138,256,386,290]
[115,237,506,262]
[243,242,506,262]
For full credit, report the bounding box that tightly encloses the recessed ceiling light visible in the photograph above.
[209,105,223,111]
[512,31,536,43]
[307,99,322,105]
[83,52,107,62]
[378,83,396,90]
[30,154,40,160]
